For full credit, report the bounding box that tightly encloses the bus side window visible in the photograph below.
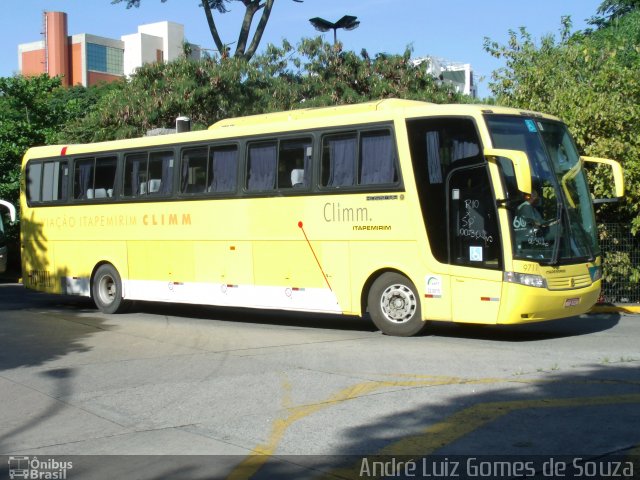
[124,153,148,197]
[278,138,311,189]
[181,147,208,194]
[148,151,174,195]
[41,161,67,201]
[94,157,117,198]
[321,130,397,188]
[26,162,43,203]
[27,160,69,203]
[209,146,238,193]
[74,158,95,200]
[74,156,116,200]
[247,141,277,192]
[321,133,357,187]
[359,130,397,185]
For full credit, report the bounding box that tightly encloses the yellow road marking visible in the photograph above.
[374,393,640,456]
[226,374,640,480]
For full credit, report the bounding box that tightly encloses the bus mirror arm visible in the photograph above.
[484,148,532,196]
[0,200,16,223]
[581,156,625,201]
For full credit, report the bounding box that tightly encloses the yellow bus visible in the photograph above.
[20,99,624,336]
[0,200,17,274]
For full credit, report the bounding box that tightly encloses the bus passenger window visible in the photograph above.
[278,138,311,189]
[209,146,238,193]
[42,161,68,202]
[124,153,148,196]
[148,151,174,195]
[181,147,208,194]
[360,130,397,185]
[247,142,277,192]
[74,158,94,200]
[322,133,356,187]
[26,163,43,203]
[27,161,69,203]
[94,157,117,198]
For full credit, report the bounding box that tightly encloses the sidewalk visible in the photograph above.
[591,304,640,314]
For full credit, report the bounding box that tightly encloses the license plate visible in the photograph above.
[564,297,580,307]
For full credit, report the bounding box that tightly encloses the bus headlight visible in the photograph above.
[504,271,547,289]
[589,266,602,282]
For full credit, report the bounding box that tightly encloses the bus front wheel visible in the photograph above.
[92,264,129,314]
[368,272,426,337]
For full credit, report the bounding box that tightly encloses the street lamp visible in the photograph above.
[309,15,360,45]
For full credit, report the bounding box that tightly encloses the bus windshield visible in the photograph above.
[486,115,598,264]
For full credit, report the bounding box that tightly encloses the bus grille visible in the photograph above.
[27,270,53,288]
[546,273,592,290]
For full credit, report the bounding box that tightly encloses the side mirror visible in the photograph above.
[484,148,532,195]
[581,156,625,203]
[0,200,16,223]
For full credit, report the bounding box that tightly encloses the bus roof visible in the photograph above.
[209,99,561,130]
[23,99,561,161]
[208,99,430,129]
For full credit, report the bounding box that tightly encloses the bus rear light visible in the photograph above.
[504,271,547,289]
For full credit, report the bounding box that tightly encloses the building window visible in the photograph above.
[87,43,124,75]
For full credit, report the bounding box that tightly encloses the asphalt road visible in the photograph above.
[0,282,639,479]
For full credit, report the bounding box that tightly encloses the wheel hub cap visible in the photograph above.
[381,283,417,324]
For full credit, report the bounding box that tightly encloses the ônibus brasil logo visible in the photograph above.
[8,456,73,479]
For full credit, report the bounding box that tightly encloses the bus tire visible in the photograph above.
[367,272,426,337]
[92,264,129,314]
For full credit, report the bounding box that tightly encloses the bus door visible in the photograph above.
[447,164,503,324]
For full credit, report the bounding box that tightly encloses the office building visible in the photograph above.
[18,11,195,87]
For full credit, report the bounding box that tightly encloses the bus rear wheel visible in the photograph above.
[368,272,426,337]
[92,264,129,314]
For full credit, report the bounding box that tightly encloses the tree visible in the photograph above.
[484,5,640,299]
[61,37,462,143]
[0,75,115,203]
[588,0,640,28]
[1,75,61,205]
[111,0,302,60]
[484,11,640,233]
[0,75,107,271]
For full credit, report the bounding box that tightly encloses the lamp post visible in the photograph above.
[309,15,360,45]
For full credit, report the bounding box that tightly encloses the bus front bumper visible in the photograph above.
[498,280,601,324]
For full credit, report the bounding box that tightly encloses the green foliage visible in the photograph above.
[484,11,640,233]
[112,0,227,13]
[598,223,640,302]
[0,75,60,204]
[588,0,640,28]
[61,38,461,142]
[292,39,457,106]
[0,75,116,204]
[0,75,108,261]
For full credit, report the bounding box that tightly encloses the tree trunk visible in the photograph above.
[235,0,262,59]
[202,1,226,56]
[244,0,275,60]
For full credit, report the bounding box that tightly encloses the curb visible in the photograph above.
[590,305,640,314]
